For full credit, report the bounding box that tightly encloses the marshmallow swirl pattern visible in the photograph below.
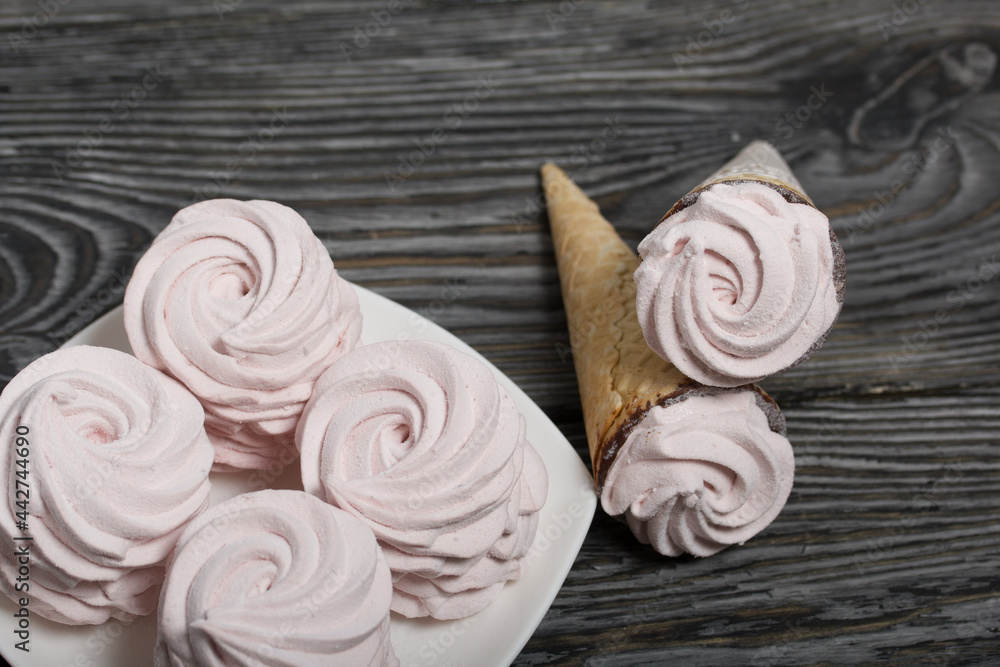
[124,199,362,470]
[635,182,840,387]
[0,346,214,625]
[297,340,548,619]
[154,490,397,667]
[601,391,794,557]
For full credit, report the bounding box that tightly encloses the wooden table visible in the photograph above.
[2,0,999,663]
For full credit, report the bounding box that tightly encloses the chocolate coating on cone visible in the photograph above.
[692,140,812,204]
[541,163,785,491]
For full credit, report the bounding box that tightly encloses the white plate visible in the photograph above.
[0,284,596,667]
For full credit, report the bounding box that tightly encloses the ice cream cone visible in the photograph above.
[541,164,784,490]
[634,141,847,388]
[662,140,815,217]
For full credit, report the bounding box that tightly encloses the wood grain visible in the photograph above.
[1,0,999,663]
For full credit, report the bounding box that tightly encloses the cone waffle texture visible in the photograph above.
[661,140,816,220]
[542,164,691,488]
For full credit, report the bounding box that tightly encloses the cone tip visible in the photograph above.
[541,162,566,185]
[541,162,585,204]
[738,139,783,161]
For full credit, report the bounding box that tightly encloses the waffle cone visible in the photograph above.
[660,140,815,221]
[542,164,785,490]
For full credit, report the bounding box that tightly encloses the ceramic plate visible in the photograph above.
[0,284,596,667]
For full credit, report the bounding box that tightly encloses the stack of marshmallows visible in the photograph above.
[0,199,547,666]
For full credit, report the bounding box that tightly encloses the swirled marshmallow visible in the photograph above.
[124,199,362,470]
[296,340,548,619]
[634,182,840,387]
[0,346,214,624]
[601,390,794,557]
[154,490,397,667]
